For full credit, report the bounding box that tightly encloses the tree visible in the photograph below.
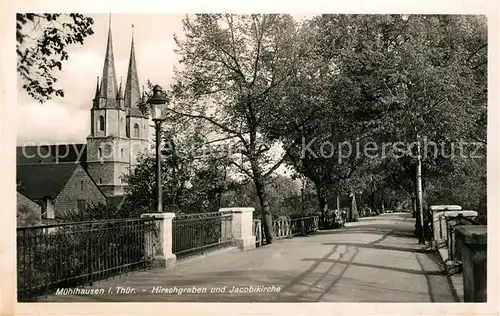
[16,13,94,102]
[221,175,302,217]
[281,15,487,232]
[171,14,316,244]
[122,110,230,216]
[281,15,400,220]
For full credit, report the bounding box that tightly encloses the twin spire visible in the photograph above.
[95,15,142,115]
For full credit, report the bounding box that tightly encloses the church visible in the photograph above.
[17,20,154,224]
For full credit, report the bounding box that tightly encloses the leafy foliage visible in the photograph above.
[125,14,486,238]
[279,14,487,218]
[122,116,230,216]
[17,13,94,102]
[171,14,316,243]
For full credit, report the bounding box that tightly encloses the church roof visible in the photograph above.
[17,163,81,199]
[17,144,87,168]
[16,146,56,165]
[128,107,146,118]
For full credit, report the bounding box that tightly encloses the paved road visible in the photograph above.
[41,212,458,302]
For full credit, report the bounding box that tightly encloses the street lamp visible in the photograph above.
[411,193,417,218]
[147,85,169,213]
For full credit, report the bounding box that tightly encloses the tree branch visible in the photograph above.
[170,108,248,147]
[250,15,264,87]
[229,160,253,178]
[471,60,487,70]
[262,155,288,178]
[466,43,487,62]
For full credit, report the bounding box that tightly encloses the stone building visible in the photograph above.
[16,163,108,222]
[17,192,42,226]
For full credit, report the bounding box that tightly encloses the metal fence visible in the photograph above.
[253,215,319,247]
[172,211,233,259]
[17,217,159,301]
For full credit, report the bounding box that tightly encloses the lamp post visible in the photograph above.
[415,135,425,244]
[147,85,168,213]
[301,176,305,235]
[411,193,416,218]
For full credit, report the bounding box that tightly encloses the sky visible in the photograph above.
[16,13,316,146]
[17,14,188,145]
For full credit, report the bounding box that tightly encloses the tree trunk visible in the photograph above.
[416,138,425,244]
[371,191,376,213]
[350,192,359,222]
[314,182,326,226]
[250,161,275,244]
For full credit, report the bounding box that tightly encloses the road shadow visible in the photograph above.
[321,242,433,254]
[314,229,414,238]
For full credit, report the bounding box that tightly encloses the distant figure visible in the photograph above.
[341,209,347,221]
[324,205,334,228]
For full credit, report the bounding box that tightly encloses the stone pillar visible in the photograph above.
[141,213,176,267]
[431,209,477,248]
[219,207,256,250]
[219,210,232,242]
[455,225,487,302]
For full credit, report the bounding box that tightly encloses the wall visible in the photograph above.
[53,164,107,218]
[86,136,130,197]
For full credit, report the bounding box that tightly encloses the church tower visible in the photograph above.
[86,17,130,197]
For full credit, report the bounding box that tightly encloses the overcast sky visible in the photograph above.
[16,13,315,146]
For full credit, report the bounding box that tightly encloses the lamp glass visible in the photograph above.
[150,103,166,121]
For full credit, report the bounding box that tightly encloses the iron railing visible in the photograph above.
[253,215,319,247]
[172,211,233,259]
[17,217,159,301]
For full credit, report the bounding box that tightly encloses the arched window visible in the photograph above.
[98,148,102,158]
[133,123,140,138]
[99,115,105,131]
[98,178,102,184]
[121,148,124,158]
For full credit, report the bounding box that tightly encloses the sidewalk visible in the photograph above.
[437,247,464,302]
[40,213,459,302]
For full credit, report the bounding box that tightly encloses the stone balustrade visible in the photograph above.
[454,225,487,302]
[430,206,477,249]
[140,212,177,267]
[141,208,256,268]
[219,207,256,251]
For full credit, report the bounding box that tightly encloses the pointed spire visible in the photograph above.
[141,85,147,103]
[93,76,100,99]
[99,14,119,106]
[124,24,141,111]
[117,76,124,100]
